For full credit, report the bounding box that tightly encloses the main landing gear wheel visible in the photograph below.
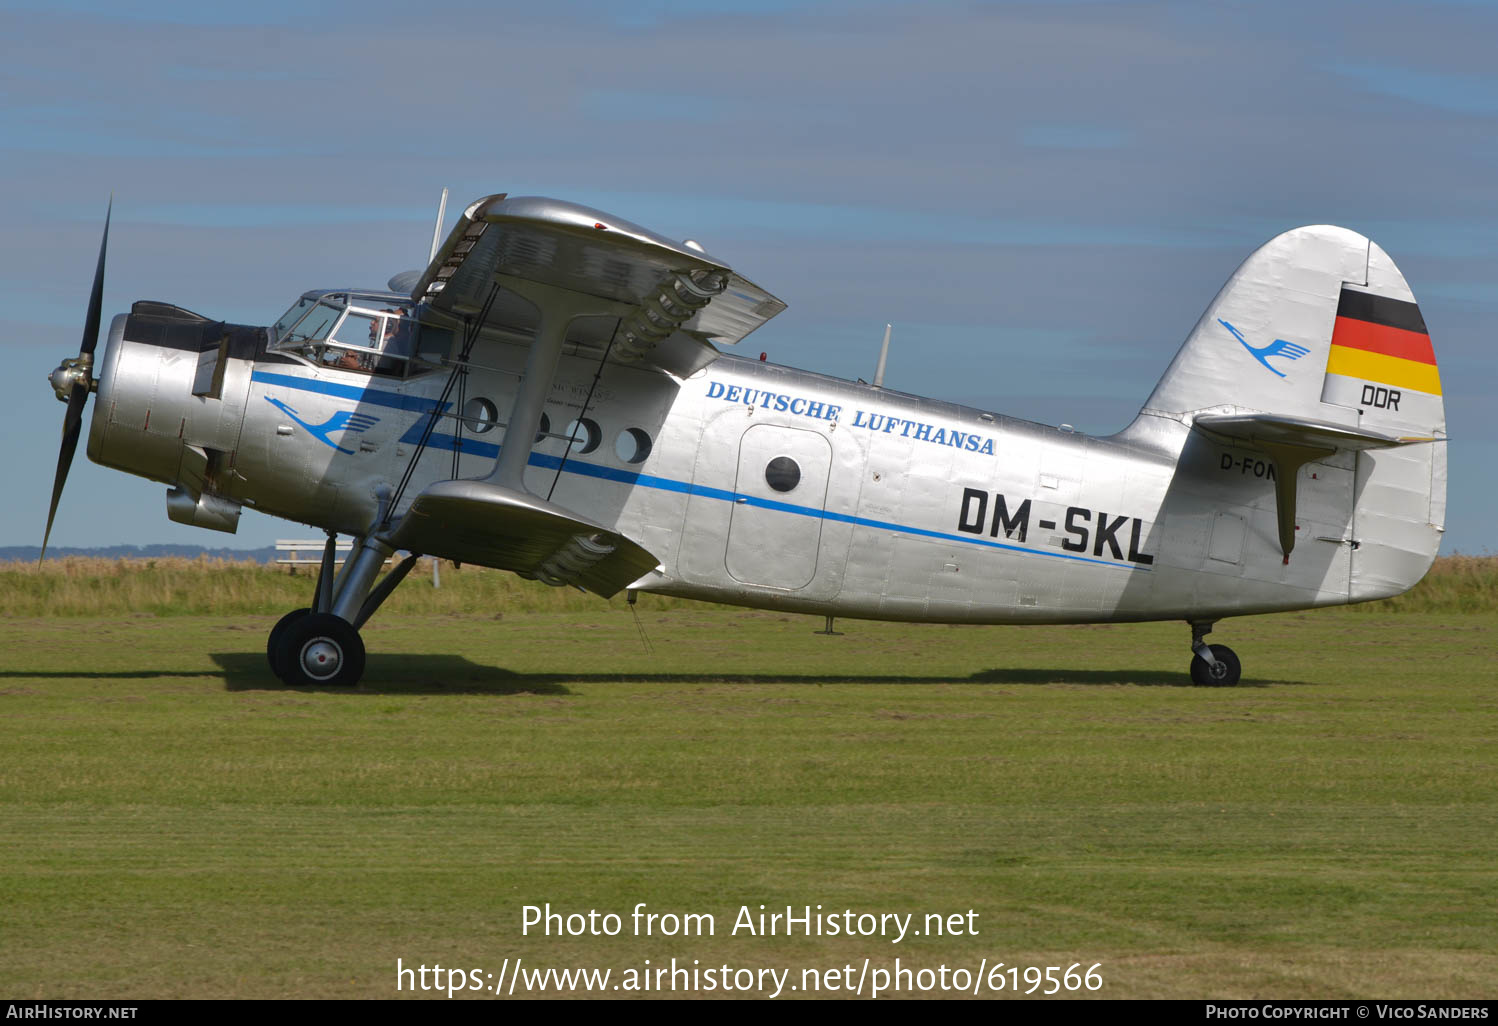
[266,607,312,679]
[277,613,365,687]
[1190,644,1241,687]
[263,534,412,687]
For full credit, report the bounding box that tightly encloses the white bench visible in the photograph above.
[275,539,436,585]
[276,538,352,568]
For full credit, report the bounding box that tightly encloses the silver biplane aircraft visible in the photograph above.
[45,194,1445,687]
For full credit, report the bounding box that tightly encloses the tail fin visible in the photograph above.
[1133,225,1446,599]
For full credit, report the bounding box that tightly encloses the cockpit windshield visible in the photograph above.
[271,297,316,341]
[269,291,452,377]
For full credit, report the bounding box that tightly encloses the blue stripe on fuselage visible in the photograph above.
[251,369,1146,573]
[251,370,445,412]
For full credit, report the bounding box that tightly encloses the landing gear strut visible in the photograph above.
[1188,621,1241,687]
[266,532,419,687]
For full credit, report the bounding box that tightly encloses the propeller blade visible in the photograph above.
[41,383,88,562]
[41,199,112,563]
[80,197,111,358]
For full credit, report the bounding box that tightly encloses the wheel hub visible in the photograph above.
[301,638,343,679]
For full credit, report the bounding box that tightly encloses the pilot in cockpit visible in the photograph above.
[375,308,414,355]
[274,293,424,375]
[371,308,413,372]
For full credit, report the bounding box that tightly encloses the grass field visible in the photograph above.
[1,560,1495,999]
[3,552,1496,617]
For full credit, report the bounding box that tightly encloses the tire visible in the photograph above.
[278,613,366,687]
[1190,644,1241,687]
[267,607,312,679]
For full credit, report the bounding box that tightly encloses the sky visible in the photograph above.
[4,0,1494,554]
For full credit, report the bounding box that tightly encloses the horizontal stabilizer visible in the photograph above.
[388,480,659,598]
[1191,413,1439,564]
[1191,412,1433,453]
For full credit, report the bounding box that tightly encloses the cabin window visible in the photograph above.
[764,456,801,492]
[562,418,601,455]
[462,397,497,433]
[616,427,652,464]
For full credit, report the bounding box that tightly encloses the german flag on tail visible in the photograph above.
[1321,287,1441,403]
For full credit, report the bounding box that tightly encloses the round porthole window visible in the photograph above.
[615,427,652,464]
[562,418,602,454]
[765,456,801,492]
[461,397,497,433]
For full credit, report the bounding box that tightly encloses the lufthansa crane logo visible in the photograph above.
[1219,319,1309,378]
[266,397,379,454]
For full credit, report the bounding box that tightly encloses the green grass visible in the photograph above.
[0,603,1494,998]
[0,556,711,617]
[3,553,1495,617]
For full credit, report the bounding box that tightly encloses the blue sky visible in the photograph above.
[4,0,1494,553]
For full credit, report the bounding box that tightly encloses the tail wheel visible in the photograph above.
[1190,644,1241,687]
[278,613,366,687]
[266,607,312,679]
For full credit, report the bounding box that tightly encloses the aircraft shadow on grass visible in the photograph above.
[1,658,1303,692]
[211,653,573,695]
[198,654,1298,693]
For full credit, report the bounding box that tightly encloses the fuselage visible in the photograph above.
[87,296,1386,625]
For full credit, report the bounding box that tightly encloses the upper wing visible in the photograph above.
[409,194,787,377]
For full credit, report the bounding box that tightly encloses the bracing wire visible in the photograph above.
[452,356,467,480]
[627,593,655,655]
[383,283,501,530]
[546,320,620,502]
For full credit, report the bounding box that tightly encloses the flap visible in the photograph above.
[387,479,659,598]
[410,194,786,376]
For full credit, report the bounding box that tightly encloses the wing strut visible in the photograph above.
[490,293,566,490]
[480,276,630,494]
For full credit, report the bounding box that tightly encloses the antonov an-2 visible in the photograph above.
[45,193,1446,687]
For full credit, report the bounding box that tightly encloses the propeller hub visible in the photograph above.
[48,354,92,402]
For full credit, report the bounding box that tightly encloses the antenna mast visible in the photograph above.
[872,323,892,388]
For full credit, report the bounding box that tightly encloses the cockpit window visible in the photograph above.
[269,292,441,378]
[271,297,316,343]
[284,302,343,344]
[334,307,411,351]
